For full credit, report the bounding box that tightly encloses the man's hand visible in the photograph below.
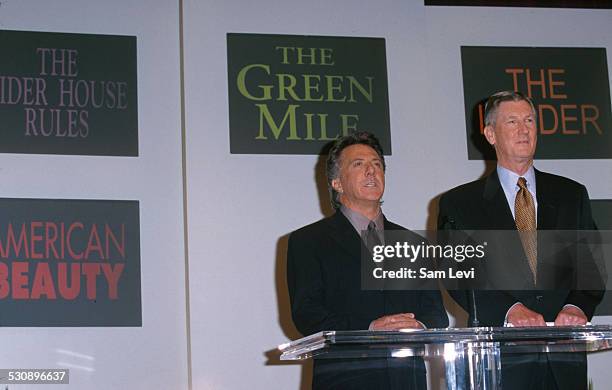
[507,303,546,327]
[370,313,424,330]
[554,306,587,326]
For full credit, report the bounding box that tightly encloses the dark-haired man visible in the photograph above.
[287,131,448,390]
[438,91,604,390]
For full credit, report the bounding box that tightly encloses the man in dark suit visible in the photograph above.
[438,91,604,390]
[287,131,448,390]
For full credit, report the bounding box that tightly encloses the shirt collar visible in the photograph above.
[340,205,384,234]
[497,164,536,195]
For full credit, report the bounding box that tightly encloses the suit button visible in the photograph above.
[536,295,543,301]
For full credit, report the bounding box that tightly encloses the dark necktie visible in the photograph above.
[515,177,537,283]
[364,221,382,253]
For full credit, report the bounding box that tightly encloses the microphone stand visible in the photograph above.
[444,216,479,328]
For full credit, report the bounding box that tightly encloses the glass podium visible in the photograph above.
[278,325,612,390]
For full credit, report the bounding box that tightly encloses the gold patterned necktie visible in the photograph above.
[515,177,537,283]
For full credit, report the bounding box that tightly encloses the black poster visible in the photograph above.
[461,46,612,160]
[592,199,612,316]
[0,198,141,326]
[425,0,612,8]
[227,33,391,155]
[0,30,138,156]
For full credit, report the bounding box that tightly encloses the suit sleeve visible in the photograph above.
[564,185,606,319]
[415,290,449,328]
[287,232,371,336]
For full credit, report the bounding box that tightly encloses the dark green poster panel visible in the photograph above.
[0,198,141,326]
[227,33,391,155]
[0,30,138,156]
[461,46,612,160]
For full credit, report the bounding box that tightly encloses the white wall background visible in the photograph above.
[0,1,187,389]
[183,1,612,389]
[1,0,611,389]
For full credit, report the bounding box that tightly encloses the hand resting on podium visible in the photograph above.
[506,303,588,327]
[369,312,425,330]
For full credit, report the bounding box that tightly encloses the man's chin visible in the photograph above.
[359,192,383,201]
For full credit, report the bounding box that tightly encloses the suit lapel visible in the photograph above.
[535,169,558,230]
[483,171,534,288]
[326,211,363,260]
[533,169,560,287]
[326,211,385,309]
[483,170,516,230]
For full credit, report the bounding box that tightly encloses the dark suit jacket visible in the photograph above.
[438,168,603,325]
[437,168,604,390]
[287,211,448,389]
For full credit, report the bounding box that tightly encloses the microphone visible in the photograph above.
[467,289,479,328]
[441,215,456,230]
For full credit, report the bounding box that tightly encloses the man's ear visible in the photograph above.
[331,178,343,194]
[483,125,496,146]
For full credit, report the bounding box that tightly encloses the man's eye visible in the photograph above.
[353,161,362,167]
